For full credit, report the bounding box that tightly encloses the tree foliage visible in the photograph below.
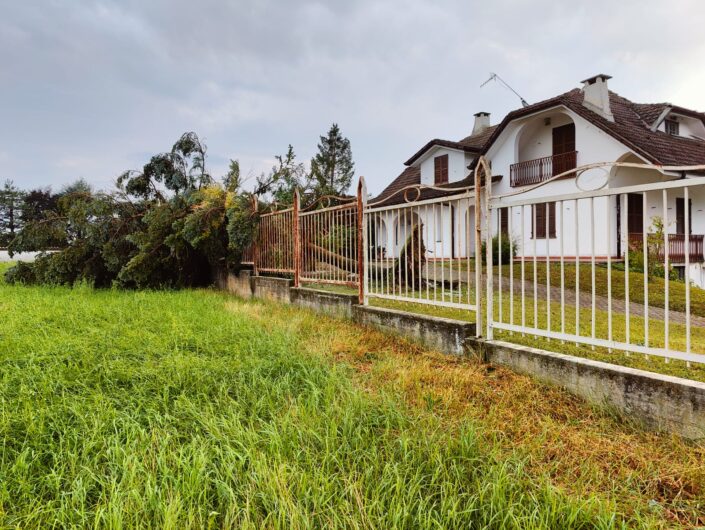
[270,145,311,205]
[6,132,274,288]
[310,123,355,198]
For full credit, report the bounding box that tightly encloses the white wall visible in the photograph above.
[0,251,41,262]
[418,147,469,186]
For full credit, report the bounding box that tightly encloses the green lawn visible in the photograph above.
[499,261,705,317]
[2,264,704,527]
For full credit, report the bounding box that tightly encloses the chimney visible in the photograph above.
[581,74,614,122]
[472,111,491,135]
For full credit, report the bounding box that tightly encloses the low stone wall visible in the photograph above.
[251,276,293,304]
[473,339,705,440]
[290,288,359,319]
[353,305,476,356]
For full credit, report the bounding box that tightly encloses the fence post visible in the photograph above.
[483,158,494,341]
[293,189,301,288]
[252,194,259,276]
[357,177,368,305]
[474,162,483,337]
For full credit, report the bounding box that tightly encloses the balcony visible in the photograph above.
[510,151,578,187]
[628,233,705,264]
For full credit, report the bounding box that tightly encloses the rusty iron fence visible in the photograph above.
[247,180,367,301]
[299,192,362,288]
[255,207,296,274]
[245,159,705,370]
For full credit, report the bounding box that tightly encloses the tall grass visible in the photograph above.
[0,270,626,528]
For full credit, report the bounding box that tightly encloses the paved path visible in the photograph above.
[420,262,704,327]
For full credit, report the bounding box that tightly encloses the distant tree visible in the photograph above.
[310,124,355,197]
[270,145,311,205]
[57,178,92,198]
[0,180,25,247]
[21,188,58,225]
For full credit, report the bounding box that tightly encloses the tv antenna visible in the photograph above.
[480,73,529,108]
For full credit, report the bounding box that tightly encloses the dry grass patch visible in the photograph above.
[249,300,705,527]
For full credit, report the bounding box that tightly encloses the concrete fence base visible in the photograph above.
[473,339,705,440]
[290,288,359,319]
[353,305,475,356]
[216,269,705,441]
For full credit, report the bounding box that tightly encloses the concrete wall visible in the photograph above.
[473,339,705,440]
[290,288,359,319]
[353,305,475,356]
[251,276,293,304]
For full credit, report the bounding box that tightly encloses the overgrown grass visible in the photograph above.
[0,265,646,528]
[305,279,705,382]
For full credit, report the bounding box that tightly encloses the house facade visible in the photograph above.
[372,74,705,286]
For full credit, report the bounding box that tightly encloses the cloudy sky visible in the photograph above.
[2,0,704,195]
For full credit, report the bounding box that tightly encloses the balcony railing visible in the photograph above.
[510,151,578,187]
[628,233,705,264]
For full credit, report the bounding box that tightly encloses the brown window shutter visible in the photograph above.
[532,202,555,239]
[499,208,509,235]
[434,155,448,185]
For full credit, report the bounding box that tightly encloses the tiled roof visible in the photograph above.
[480,88,705,167]
[403,125,499,166]
[375,84,705,208]
[458,125,499,150]
[374,126,498,206]
[372,166,421,205]
[630,102,668,126]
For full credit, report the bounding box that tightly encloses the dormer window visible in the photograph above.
[434,154,448,185]
[665,118,680,136]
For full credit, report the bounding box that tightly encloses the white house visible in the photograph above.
[372,74,705,285]
[369,111,497,261]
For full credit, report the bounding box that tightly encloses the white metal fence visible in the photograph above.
[364,189,480,318]
[484,160,705,366]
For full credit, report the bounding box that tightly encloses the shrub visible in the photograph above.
[3,260,36,284]
[481,235,517,265]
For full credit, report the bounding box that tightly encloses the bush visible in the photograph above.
[3,260,36,285]
[481,235,517,265]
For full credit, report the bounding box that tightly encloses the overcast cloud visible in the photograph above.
[2,0,704,195]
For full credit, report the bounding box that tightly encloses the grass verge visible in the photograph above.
[1,267,703,526]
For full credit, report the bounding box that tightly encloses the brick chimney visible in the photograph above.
[472,111,491,135]
[581,74,614,122]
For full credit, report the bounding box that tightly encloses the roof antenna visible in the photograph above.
[481,73,529,108]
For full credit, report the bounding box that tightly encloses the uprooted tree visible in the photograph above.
[5,132,279,288]
[393,223,426,290]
